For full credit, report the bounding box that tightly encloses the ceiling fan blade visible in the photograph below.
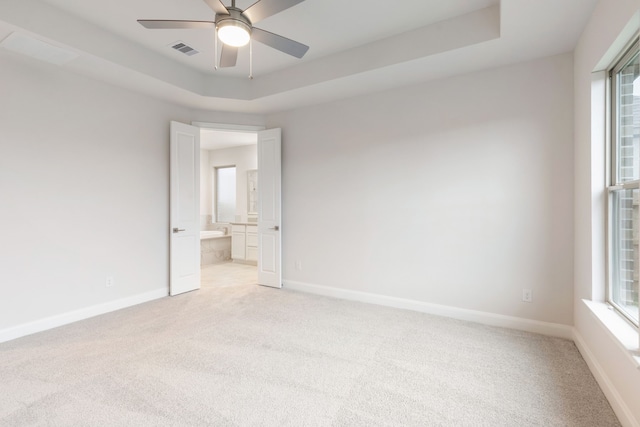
[251,27,309,59]
[219,44,238,67]
[243,0,306,24]
[138,20,215,30]
[202,0,229,15]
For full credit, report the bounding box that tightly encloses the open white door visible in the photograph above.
[169,121,200,296]
[257,128,282,288]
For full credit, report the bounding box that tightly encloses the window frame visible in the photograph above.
[214,165,237,223]
[607,37,640,327]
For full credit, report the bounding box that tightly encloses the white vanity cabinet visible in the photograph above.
[231,225,246,260]
[231,223,258,265]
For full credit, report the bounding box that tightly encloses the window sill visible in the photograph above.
[583,299,640,369]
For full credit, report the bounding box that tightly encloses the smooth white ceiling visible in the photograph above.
[0,0,599,114]
[39,0,498,77]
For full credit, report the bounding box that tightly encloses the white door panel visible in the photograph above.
[170,121,200,296]
[260,233,277,272]
[257,128,282,288]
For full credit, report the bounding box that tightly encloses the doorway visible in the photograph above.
[198,126,259,287]
[169,122,282,295]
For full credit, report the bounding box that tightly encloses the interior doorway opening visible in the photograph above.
[197,124,261,286]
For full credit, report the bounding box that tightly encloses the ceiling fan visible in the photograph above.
[138,0,309,77]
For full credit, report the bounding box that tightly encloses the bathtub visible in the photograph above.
[200,230,231,266]
[200,230,225,239]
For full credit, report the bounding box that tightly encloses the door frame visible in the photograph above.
[192,122,266,133]
[188,121,268,279]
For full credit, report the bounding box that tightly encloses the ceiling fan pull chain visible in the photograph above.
[249,38,253,80]
[214,28,219,70]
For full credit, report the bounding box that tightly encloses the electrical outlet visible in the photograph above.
[522,289,532,303]
[295,260,302,271]
[106,276,115,288]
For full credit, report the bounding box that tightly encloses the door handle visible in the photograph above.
[269,226,280,231]
[172,228,185,233]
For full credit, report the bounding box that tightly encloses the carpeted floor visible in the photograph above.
[0,263,620,426]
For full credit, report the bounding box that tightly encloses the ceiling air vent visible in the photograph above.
[170,41,199,56]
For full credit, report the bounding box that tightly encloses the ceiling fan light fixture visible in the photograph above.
[217,19,251,47]
[139,0,310,74]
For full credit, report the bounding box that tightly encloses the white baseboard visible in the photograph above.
[0,288,168,344]
[573,329,639,427]
[283,280,574,339]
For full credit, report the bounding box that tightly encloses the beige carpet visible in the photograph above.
[0,263,620,426]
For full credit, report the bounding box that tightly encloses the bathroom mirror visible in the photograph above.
[247,169,258,215]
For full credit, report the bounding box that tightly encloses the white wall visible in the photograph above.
[207,145,258,224]
[0,51,262,338]
[573,0,640,425]
[268,53,575,325]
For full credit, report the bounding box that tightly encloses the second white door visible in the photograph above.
[169,121,200,296]
[257,128,282,288]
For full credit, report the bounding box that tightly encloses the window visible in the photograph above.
[608,38,640,325]
[215,166,236,223]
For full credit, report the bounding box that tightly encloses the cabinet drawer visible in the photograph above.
[232,225,246,233]
[246,225,257,234]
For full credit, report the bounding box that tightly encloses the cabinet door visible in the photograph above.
[232,232,246,260]
[246,246,258,262]
[246,225,258,261]
[246,232,258,248]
